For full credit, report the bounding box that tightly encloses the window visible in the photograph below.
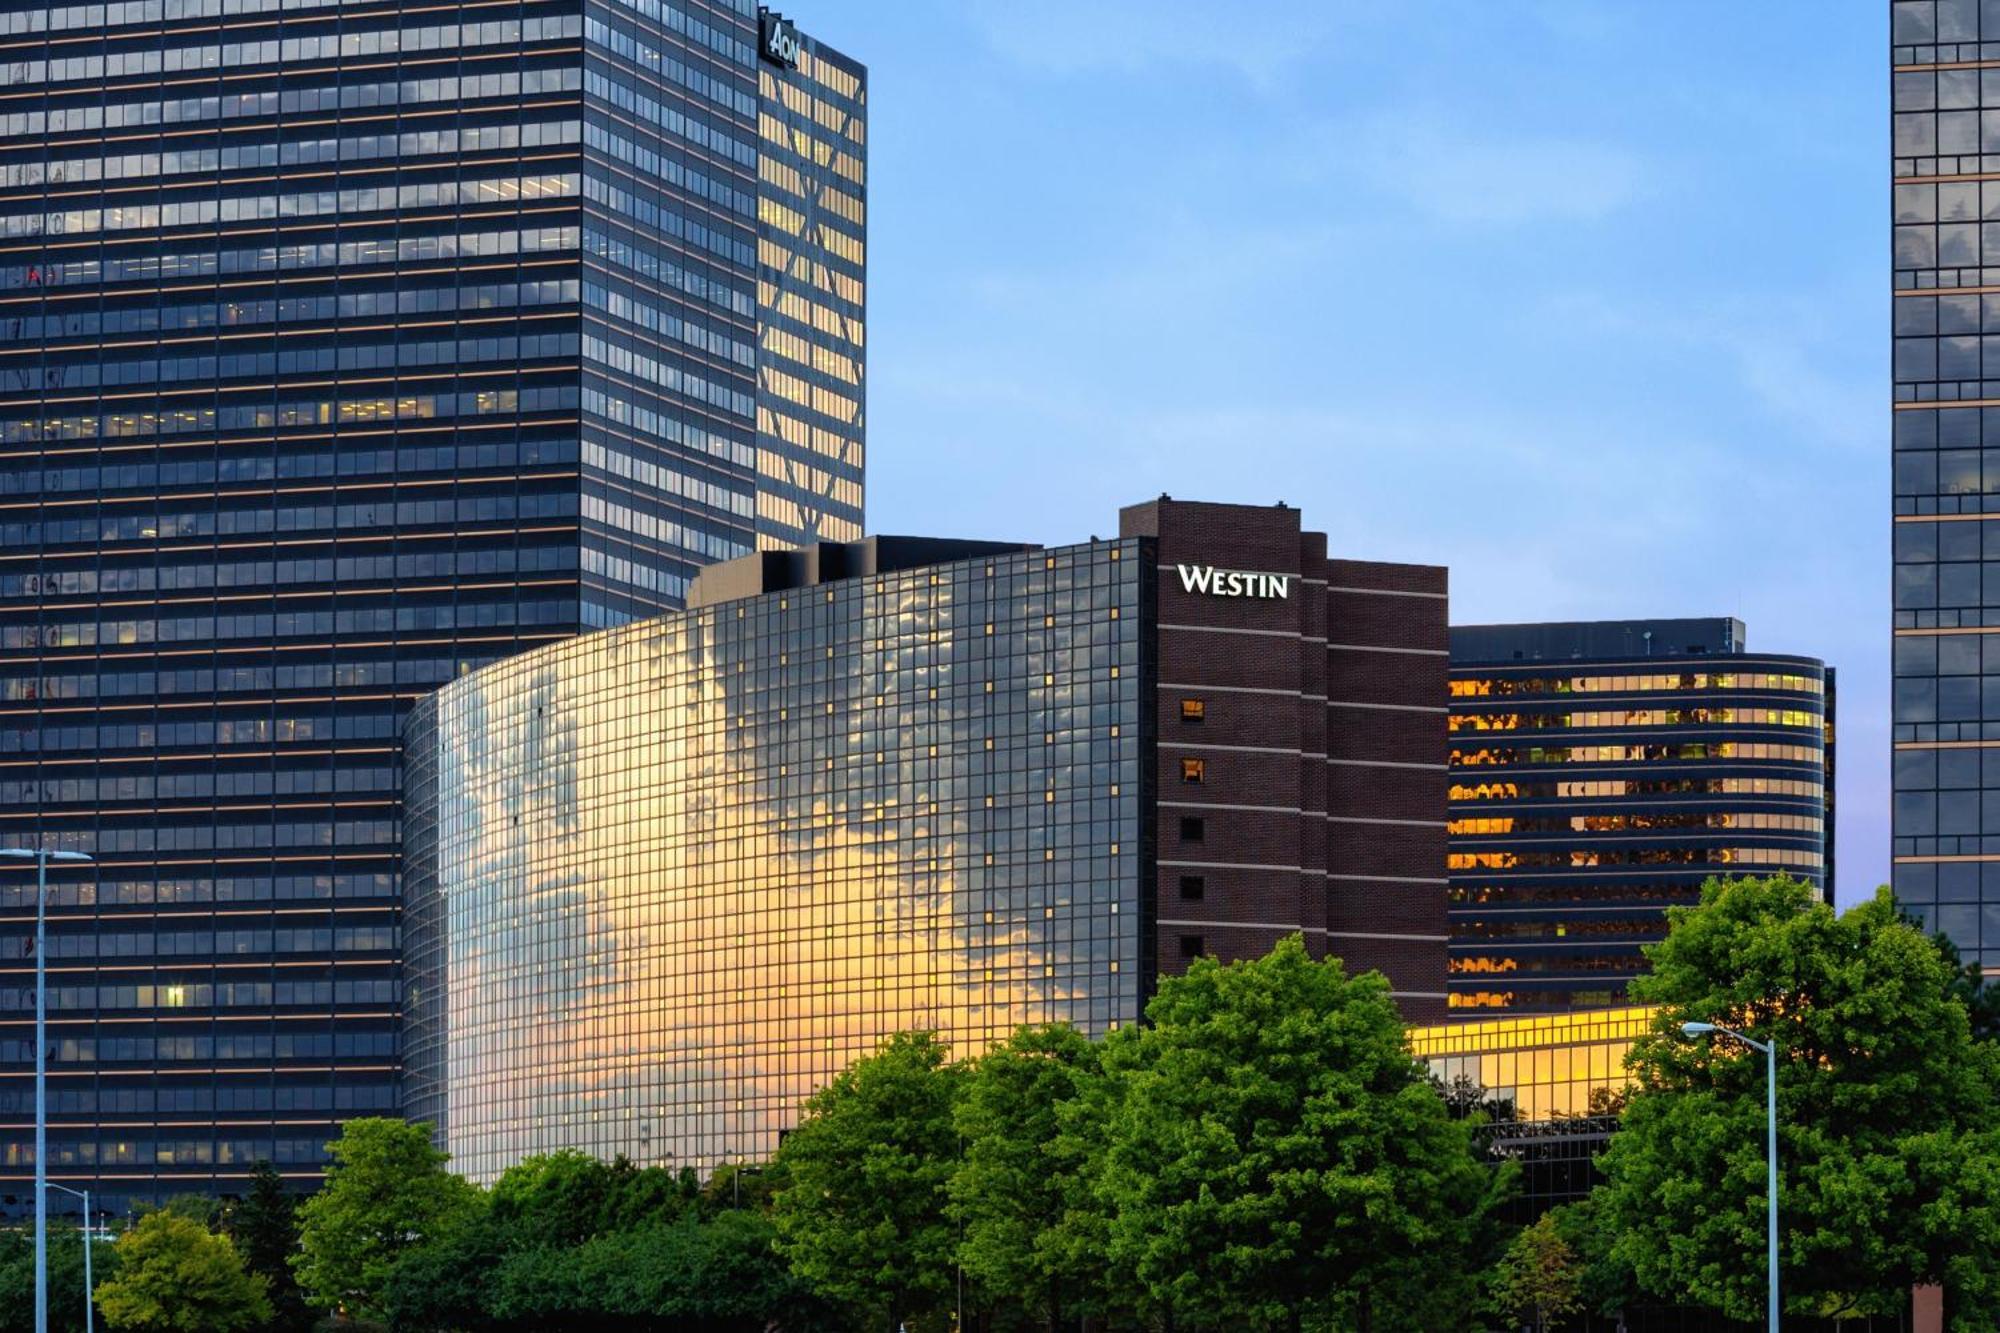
[1180,757,1205,784]
[1179,934,1205,960]
[1179,816,1204,842]
[1181,698,1205,724]
[1179,875,1205,901]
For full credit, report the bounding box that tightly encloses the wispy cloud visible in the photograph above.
[1326,112,1650,227]
[962,0,1347,87]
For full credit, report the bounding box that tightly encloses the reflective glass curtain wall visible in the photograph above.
[1891,0,2000,970]
[0,0,859,1211]
[404,540,1146,1179]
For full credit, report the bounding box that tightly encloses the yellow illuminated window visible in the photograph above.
[1181,758,1205,784]
[1181,698,1205,724]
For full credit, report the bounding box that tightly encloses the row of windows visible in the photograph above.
[1,115,582,191]
[1893,673,2000,722]
[1,769,400,803]
[1,547,575,605]
[1450,846,1823,871]
[0,436,584,498]
[0,816,395,853]
[16,329,578,392]
[1895,745,2000,790]
[0,875,396,911]
[1449,707,1818,732]
[1,596,577,655]
[1449,811,1822,836]
[3,223,578,295]
[1450,671,1820,698]
[1894,786,2000,835]
[587,119,755,219]
[0,170,582,240]
[0,384,573,445]
[0,12,584,88]
[0,276,580,347]
[3,1138,338,1167]
[1452,741,1823,767]
[0,66,585,143]
[1450,777,1825,801]
[4,1032,395,1065]
[0,979,397,1012]
[1,490,579,554]
[586,279,755,366]
[22,927,398,959]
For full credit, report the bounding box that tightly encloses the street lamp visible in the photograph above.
[45,1181,97,1333]
[1683,1020,1779,1332]
[3,845,93,1333]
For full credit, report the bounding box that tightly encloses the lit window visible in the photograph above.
[1181,758,1205,784]
[1181,698,1205,724]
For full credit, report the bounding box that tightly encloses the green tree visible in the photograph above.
[0,1220,120,1333]
[1598,876,2000,1329]
[949,1022,1102,1332]
[223,1162,310,1333]
[1092,935,1507,1333]
[1484,1215,1582,1332]
[770,1029,964,1333]
[94,1211,271,1333]
[290,1117,483,1321]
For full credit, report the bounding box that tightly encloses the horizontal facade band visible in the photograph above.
[1894,397,2000,409]
[1157,622,1316,641]
[1325,757,1449,771]
[1158,799,1306,815]
[1326,642,1448,656]
[1895,740,2000,749]
[1323,815,1448,828]
[1329,699,1449,714]
[1160,859,1309,874]
[1324,872,1449,885]
[1894,853,2000,863]
[1160,740,1321,757]
[1158,917,1321,933]
[1388,991,1450,1000]
[1324,585,1448,600]
[1325,931,1451,943]
[1159,681,1327,699]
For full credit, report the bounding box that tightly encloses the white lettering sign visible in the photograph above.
[1176,564,1291,599]
[760,13,802,67]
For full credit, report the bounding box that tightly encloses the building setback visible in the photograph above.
[1891,2,2000,976]
[0,0,862,1212]
[402,498,1449,1179]
[1448,619,1833,1014]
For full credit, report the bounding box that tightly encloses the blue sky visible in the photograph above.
[806,2,1885,903]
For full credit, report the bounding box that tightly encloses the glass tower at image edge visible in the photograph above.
[1891,0,2000,975]
[1450,620,1833,1014]
[0,0,862,1212]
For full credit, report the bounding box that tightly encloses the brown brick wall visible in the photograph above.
[1122,499,1449,1021]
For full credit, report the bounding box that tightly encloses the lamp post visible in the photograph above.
[45,1181,96,1333]
[3,845,94,1333]
[1683,1020,1779,1332]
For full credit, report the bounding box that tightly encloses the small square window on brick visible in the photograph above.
[1179,934,1205,959]
[1180,757,1205,784]
[1181,698,1205,724]
[1179,874,1205,901]
[1179,816,1205,842]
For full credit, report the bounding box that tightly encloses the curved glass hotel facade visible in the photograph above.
[404,499,1453,1178]
[1448,620,1833,1014]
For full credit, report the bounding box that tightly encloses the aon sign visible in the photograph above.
[1176,564,1291,600]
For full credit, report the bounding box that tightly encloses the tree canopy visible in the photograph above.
[1598,875,2000,1329]
[290,1117,482,1320]
[770,1029,965,1333]
[94,1210,270,1333]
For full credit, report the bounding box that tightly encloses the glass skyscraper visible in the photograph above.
[0,0,862,1212]
[1890,0,2000,973]
[1449,620,1833,1013]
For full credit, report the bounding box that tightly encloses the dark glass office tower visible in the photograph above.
[1890,1,2000,974]
[0,0,862,1212]
[1449,620,1833,1013]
